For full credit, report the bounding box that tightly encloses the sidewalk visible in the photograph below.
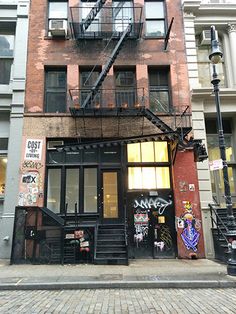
[0,259,236,290]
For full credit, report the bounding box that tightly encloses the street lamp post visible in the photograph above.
[209,25,236,276]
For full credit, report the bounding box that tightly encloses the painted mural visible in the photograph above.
[179,201,200,252]
[18,138,45,207]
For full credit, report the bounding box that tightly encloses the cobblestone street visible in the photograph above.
[0,288,236,314]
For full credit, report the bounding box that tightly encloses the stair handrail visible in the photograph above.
[94,223,98,261]
[209,203,229,243]
[124,204,129,265]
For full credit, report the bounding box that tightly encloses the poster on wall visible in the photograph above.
[18,137,45,207]
[24,139,43,161]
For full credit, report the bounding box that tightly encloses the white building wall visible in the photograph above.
[183,0,236,258]
[0,0,29,259]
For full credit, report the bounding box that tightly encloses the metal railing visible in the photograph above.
[209,203,229,243]
[69,87,192,129]
[70,5,143,40]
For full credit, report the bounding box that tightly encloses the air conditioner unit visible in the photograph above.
[49,19,67,37]
[47,140,64,150]
[199,30,211,46]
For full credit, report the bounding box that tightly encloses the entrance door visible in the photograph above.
[101,170,121,222]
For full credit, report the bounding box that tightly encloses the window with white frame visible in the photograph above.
[197,40,225,88]
[81,1,100,33]
[112,1,133,32]
[145,0,166,37]
[0,33,14,85]
[48,1,68,36]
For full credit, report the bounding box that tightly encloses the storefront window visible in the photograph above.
[141,142,155,162]
[127,141,170,190]
[84,168,97,212]
[66,169,79,213]
[128,167,170,189]
[0,156,7,197]
[47,168,61,212]
[128,141,169,163]
[127,143,141,162]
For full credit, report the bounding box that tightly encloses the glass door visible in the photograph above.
[101,170,120,221]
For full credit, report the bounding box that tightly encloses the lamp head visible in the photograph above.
[209,26,223,64]
[209,40,223,64]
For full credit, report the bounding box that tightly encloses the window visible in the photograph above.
[0,34,14,85]
[0,156,7,197]
[48,1,68,36]
[115,70,136,107]
[197,42,225,87]
[113,1,133,32]
[81,1,100,33]
[46,168,61,212]
[206,119,236,205]
[65,169,79,213]
[149,67,170,112]
[127,141,170,189]
[145,1,166,37]
[45,68,67,113]
[84,168,97,213]
[80,69,101,107]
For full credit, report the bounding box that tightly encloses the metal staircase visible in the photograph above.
[80,0,107,33]
[81,25,132,108]
[94,224,128,265]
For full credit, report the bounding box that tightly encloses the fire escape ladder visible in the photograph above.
[142,108,175,134]
[81,25,132,108]
[80,0,107,33]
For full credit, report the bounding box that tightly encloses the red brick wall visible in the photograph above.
[25,0,190,114]
[173,150,205,258]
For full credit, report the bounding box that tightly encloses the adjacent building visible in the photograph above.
[0,0,29,258]
[10,0,206,264]
[183,0,236,258]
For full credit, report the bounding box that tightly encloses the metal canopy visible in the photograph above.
[56,131,179,152]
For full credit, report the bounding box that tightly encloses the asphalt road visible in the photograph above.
[0,288,236,313]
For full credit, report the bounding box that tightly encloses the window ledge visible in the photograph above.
[143,35,165,40]
[25,112,71,117]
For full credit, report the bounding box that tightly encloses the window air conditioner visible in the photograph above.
[199,30,211,46]
[47,140,64,150]
[49,19,67,37]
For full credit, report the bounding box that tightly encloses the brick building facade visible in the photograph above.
[11,0,205,264]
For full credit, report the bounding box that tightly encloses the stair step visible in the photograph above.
[96,250,126,254]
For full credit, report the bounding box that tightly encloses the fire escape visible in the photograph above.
[69,0,193,152]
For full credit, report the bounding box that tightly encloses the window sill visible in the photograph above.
[44,35,69,40]
[143,35,165,40]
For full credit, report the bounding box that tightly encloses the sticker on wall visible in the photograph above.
[180,201,200,252]
[133,208,149,247]
[18,171,40,206]
[189,184,195,192]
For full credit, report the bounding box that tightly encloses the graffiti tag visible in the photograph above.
[22,160,43,170]
[134,197,172,215]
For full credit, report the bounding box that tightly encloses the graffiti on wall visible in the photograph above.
[133,195,173,248]
[178,201,200,252]
[154,225,173,253]
[18,138,44,207]
[134,197,172,215]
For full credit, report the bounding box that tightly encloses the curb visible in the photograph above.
[1,280,236,290]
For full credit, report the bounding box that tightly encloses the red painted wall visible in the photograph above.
[173,150,205,258]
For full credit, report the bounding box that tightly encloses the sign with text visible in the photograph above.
[24,139,43,161]
[209,159,223,171]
